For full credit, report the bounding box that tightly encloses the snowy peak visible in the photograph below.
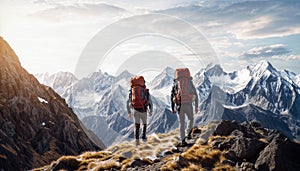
[115,70,134,87]
[116,70,134,80]
[250,60,278,78]
[205,64,224,77]
[164,66,175,77]
[35,71,78,95]
[89,70,113,81]
[296,75,300,87]
[150,67,175,90]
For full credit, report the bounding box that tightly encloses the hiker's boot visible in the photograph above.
[187,131,192,140]
[135,139,140,146]
[135,123,140,139]
[142,124,147,140]
[180,139,187,147]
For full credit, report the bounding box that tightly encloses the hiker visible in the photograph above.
[127,76,153,141]
[171,68,198,146]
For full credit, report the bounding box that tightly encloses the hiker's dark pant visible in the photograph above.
[133,110,147,139]
[178,103,194,141]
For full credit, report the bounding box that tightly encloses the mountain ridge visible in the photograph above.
[0,37,104,170]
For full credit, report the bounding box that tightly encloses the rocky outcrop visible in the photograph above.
[255,134,300,171]
[33,120,300,171]
[211,120,300,171]
[0,37,104,170]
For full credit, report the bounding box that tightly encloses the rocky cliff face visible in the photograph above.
[0,37,104,170]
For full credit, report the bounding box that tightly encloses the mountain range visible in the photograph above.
[36,59,300,146]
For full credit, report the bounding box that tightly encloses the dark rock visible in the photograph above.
[218,137,237,150]
[231,129,244,137]
[224,150,238,162]
[265,130,285,143]
[221,159,236,166]
[250,121,262,128]
[255,134,300,171]
[31,127,51,154]
[214,120,240,136]
[231,137,265,161]
[121,151,133,159]
[129,159,151,168]
[192,127,202,134]
[239,162,256,171]
[240,122,261,139]
[1,121,15,137]
[171,147,180,153]
[211,137,226,149]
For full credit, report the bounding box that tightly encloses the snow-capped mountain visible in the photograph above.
[35,72,78,95]
[37,60,300,145]
[149,67,175,105]
[194,60,300,140]
[296,75,300,87]
[150,67,174,90]
[37,69,178,146]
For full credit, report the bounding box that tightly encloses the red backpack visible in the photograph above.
[174,68,193,104]
[130,76,148,109]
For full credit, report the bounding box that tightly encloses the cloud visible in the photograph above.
[241,44,295,60]
[30,3,129,22]
[272,54,300,61]
[157,0,300,39]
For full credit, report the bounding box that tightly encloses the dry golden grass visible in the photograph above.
[48,156,81,170]
[181,144,215,162]
[160,160,179,171]
[34,125,239,171]
[160,134,235,171]
[213,164,237,171]
[91,159,121,171]
[259,138,269,144]
[160,154,180,171]
[254,128,267,137]
[120,158,132,170]
[141,157,154,165]
[80,151,112,160]
[183,163,203,171]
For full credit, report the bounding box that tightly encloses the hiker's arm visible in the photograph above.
[126,98,132,114]
[171,85,176,112]
[148,95,153,113]
[192,83,198,112]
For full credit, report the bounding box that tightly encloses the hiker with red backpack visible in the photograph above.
[171,68,198,146]
[126,76,153,142]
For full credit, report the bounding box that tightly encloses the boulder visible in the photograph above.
[255,134,300,171]
[214,120,240,136]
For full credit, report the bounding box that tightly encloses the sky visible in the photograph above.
[1,0,300,80]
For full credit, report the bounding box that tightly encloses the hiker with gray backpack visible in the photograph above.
[171,68,198,146]
[127,76,153,142]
